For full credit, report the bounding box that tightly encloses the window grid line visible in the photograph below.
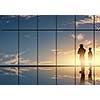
[2,29,100,31]
[56,15,57,85]
[0,65,98,67]
[74,15,77,85]
[18,15,20,85]
[37,16,39,85]
[93,15,96,85]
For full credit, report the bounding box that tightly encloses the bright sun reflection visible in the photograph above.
[57,48,100,66]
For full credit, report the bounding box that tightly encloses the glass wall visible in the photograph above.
[0,15,99,85]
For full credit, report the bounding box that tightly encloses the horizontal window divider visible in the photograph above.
[1,29,99,31]
[0,65,99,67]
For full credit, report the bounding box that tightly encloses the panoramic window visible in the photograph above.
[0,15,99,85]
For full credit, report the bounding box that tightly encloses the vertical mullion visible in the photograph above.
[37,15,39,85]
[18,15,20,85]
[93,15,95,85]
[56,15,57,85]
[74,15,76,85]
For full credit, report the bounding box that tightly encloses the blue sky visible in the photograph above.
[0,15,100,65]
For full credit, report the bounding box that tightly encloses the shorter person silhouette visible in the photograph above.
[88,48,93,81]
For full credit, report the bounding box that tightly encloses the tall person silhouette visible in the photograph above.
[88,48,93,81]
[77,44,86,81]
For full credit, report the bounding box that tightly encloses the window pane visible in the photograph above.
[0,67,18,85]
[57,67,74,85]
[0,31,18,65]
[76,67,94,85]
[95,31,100,84]
[96,67,100,85]
[39,31,55,65]
[38,67,56,85]
[19,15,37,29]
[0,15,18,29]
[76,67,80,84]
[19,67,37,85]
[57,31,74,65]
[95,15,100,30]
[76,15,93,29]
[38,15,56,29]
[19,31,37,65]
[57,15,74,29]
[95,31,100,65]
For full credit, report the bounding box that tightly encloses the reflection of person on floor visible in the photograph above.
[77,44,86,84]
[88,48,93,81]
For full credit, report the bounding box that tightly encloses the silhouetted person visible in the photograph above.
[88,48,93,81]
[77,44,86,82]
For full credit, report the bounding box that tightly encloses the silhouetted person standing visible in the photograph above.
[88,48,93,81]
[78,44,86,83]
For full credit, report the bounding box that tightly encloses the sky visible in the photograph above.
[0,15,100,65]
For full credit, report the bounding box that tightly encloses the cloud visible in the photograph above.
[4,53,18,65]
[39,61,54,65]
[94,15,100,23]
[23,34,37,40]
[0,67,18,76]
[3,54,14,58]
[4,57,18,65]
[76,16,93,27]
[0,15,17,25]
[0,49,36,65]
[19,57,36,65]
[95,16,100,30]
[18,49,37,65]
[76,15,100,30]
[6,20,10,24]
[24,34,31,38]
[82,40,93,48]
[51,49,62,55]
[51,49,74,56]
[1,15,36,20]
[0,67,37,77]
[71,32,93,48]
[77,33,84,41]
[20,15,36,20]
[71,33,84,41]
[0,50,37,77]
[0,15,37,26]
[51,49,72,55]
[51,74,73,80]
[38,67,54,71]
[19,67,37,77]
[0,53,18,65]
